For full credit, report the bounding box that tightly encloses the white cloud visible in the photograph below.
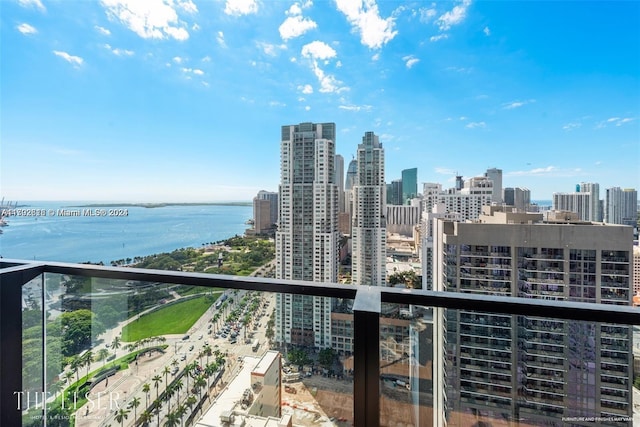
[305,106,311,111]
[419,7,437,23]
[279,15,317,41]
[53,50,83,67]
[224,0,258,16]
[104,44,134,56]
[18,0,45,12]
[437,0,471,31]
[402,55,419,69]
[483,26,490,36]
[192,23,200,31]
[173,56,184,64]
[177,0,198,14]
[301,41,346,93]
[310,63,345,93]
[16,23,37,35]
[95,25,111,36]
[301,41,336,60]
[465,121,486,129]
[598,117,636,128]
[503,99,535,110]
[202,56,211,62]
[100,0,192,41]
[339,104,372,112]
[192,69,204,75]
[371,52,380,61]
[257,41,286,56]
[506,166,585,178]
[298,84,313,94]
[269,101,286,107]
[334,0,397,49]
[435,167,456,175]
[562,122,581,131]
[446,66,471,73]
[216,31,226,47]
[430,34,448,42]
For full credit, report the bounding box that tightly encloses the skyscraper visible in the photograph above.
[484,167,503,204]
[605,187,637,226]
[503,187,531,211]
[401,167,418,204]
[351,131,386,287]
[256,190,278,228]
[579,182,602,221]
[432,206,633,426]
[389,179,403,205]
[275,122,339,348]
[335,154,345,213]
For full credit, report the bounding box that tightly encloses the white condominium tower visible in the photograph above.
[275,122,339,349]
[351,131,386,286]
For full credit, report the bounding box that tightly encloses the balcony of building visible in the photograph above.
[2,259,640,427]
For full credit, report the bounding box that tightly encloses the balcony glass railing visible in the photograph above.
[2,259,640,427]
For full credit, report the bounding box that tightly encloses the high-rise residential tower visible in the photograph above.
[351,131,386,287]
[605,187,638,227]
[402,167,418,204]
[503,187,531,211]
[275,122,339,348]
[484,167,503,204]
[432,206,633,426]
[579,182,602,221]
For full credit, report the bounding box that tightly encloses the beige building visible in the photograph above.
[433,206,634,426]
[249,350,282,419]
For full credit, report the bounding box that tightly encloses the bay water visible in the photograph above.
[0,201,252,264]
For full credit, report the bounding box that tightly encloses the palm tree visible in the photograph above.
[97,348,110,366]
[194,375,206,401]
[152,374,162,401]
[127,396,141,423]
[70,356,82,386]
[165,385,175,413]
[163,366,171,391]
[81,350,94,379]
[173,379,184,405]
[175,404,187,427]
[114,407,130,427]
[164,411,180,427]
[138,410,152,427]
[185,395,197,412]
[111,336,121,352]
[142,383,151,408]
[203,344,212,365]
[184,362,197,392]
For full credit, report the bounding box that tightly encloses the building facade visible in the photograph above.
[402,167,418,205]
[503,187,531,212]
[605,187,637,227]
[351,131,386,287]
[248,350,282,419]
[485,167,503,204]
[432,206,633,426]
[275,122,339,348]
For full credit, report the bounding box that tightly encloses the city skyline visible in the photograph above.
[2,0,639,202]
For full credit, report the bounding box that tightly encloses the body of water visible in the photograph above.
[0,202,252,264]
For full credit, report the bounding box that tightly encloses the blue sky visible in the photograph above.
[2,0,638,202]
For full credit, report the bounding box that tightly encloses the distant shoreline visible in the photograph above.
[68,202,252,208]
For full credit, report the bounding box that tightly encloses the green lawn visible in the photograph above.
[121,295,216,341]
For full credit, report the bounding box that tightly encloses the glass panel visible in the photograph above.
[380,304,635,426]
[25,275,353,426]
[22,275,45,426]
